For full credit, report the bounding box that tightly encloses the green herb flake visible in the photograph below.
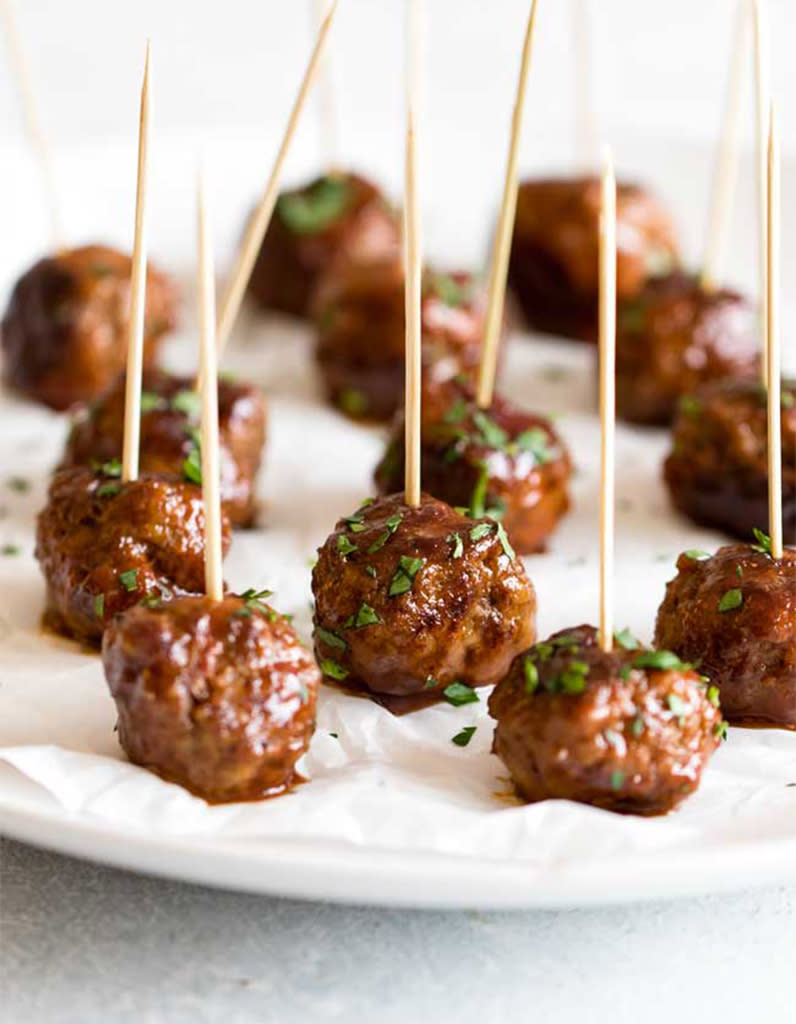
[119,569,138,592]
[556,661,589,694]
[714,720,729,742]
[364,565,377,578]
[513,427,555,465]
[631,715,645,738]
[633,650,691,672]
[239,587,275,616]
[95,458,122,479]
[495,522,515,560]
[277,176,350,235]
[97,481,121,498]
[751,528,773,557]
[315,626,347,651]
[666,693,689,720]
[443,682,480,706]
[718,588,743,613]
[337,534,358,558]
[1,543,20,556]
[171,390,201,418]
[140,391,165,413]
[93,594,105,618]
[424,676,438,689]
[472,411,509,449]
[610,770,626,792]
[523,657,539,695]
[366,513,403,554]
[614,628,640,651]
[351,602,383,629]
[447,532,464,559]
[443,398,469,425]
[707,685,720,708]
[451,726,477,748]
[469,462,489,519]
[388,555,426,597]
[320,658,349,681]
[430,273,467,308]
[684,549,712,561]
[469,522,494,542]
[183,443,202,485]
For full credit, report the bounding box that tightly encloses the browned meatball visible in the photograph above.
[664,378,796,541]
[615,273,760,425]
[508,177,678,341]
[314,259,489,421]
[102,593,319,803]
[655,543,796,727]
[311,493,536,705]
[35,465,231,647]
[61,368,267,528]
[373,379,571,554]
[489,624,723,816]
[1,245,177,411]
[246,172,400,318]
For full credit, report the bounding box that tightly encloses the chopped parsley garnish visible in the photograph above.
[451,726,477,747]
[469,462,489,519]
[614,628,640,650]
[714,720,729,742]
[277,176,350,235]
[238,587,274,615]
[183,441,202,484]
[388,555,426,597]
[472,411,509,448]
[443,682,479,706]
[495,522,515,559]
[424,676,438,689]
[513,427,555,465]
[347,602,383,629]
[751,528,772,557]
[320,658,349,681]
[94,458,122,479]
[707,685,720,708]
[684,549,711,561]
[631,715,645,738]
[316,626,346,651]
[447,532,464,559]
[469,522,493,542]
[119,569,138,592]
[632,650,691,671]
[7,475,30,493]
[666,693,688,722]
[97,481,121,498]
[553,660,589,694]
[343,510,368,533]
[140,391,165,413]
[93,594,105,618]
[430,272,468,308]
[337,534,358,558]
[1,543,20,556]
[443,398,469,425]
[610,770,626,792]
[364,565,377,578]
[523,657,539,695]
[366,513,402,553]
[718,588,743,613]
[171,390,201,418]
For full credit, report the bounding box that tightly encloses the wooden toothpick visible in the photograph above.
[404,108,422,509]
[765,102,782,559]
[215,0,339,354]
[197,167,224,601]
[700,0,748,292]
[753,0,770,378]
[476,0,539,409]
[0,0,63,247]
[121,42,151,485]
[598,147,616,653]
[312,0,338,170]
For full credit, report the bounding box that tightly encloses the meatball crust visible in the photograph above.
[489,624,723,816]
[62,368,267,528]
[247,171,400,318]
[35,466,231,647]
[373,379,571,554]
[311,493,536,700]
[1,245,177,411]
[664,378,796,541]
[102,594,320,803]
[655,544,796,727]
[314,260,490,421]
[508,177,678,341]
[615,272,760,425]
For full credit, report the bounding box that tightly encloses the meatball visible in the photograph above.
[36,466,231,647]
[489,624,723,816]
[508,177,678,341]
[664,377,796,540]
[373,379,571,554]
[62,368,267,528]
[615,273,760,425]
[655,543,796,727]
[246,171,400,318]
[2,245,177,411]
[311,493,536,703]
[314,259,489,421]
[102,593,319,803]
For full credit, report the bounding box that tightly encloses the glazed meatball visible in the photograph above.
[489,624,723,816]
[311,493,536,703]
[35,466,231,646]
[2,245,177,411]
[246,171,399,318]
[508,177,678,341]
[62,368,267,528]
[374,379,571,554]
[314,259,489,421]
[655,543,796,727]
[615,273,760,425]
[103,593,320,803]
[664,377,796,541]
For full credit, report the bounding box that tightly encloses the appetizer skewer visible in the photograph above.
[655,106,796,728]
[102,172,319,803]
[311,81,536,710]
[489,152,723,815]
[374,0,572,555]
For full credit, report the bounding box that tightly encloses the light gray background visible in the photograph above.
[3,2,796,1021]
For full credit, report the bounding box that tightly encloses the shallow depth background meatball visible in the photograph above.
[374,379,571,554]
[655,543,796,726]
[489,624,723,816]
[62,368,267,528]
[103,594,320,804]
[311,493,536,702]
[1,245,177,410]
[615,272,760,425]
[36,466,231,646]
[508,177,678,341]
[314,259,489,421]
[664,378,796,541]
[246,172,400,318]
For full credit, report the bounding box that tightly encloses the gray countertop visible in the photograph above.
[3,837,796,1024]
